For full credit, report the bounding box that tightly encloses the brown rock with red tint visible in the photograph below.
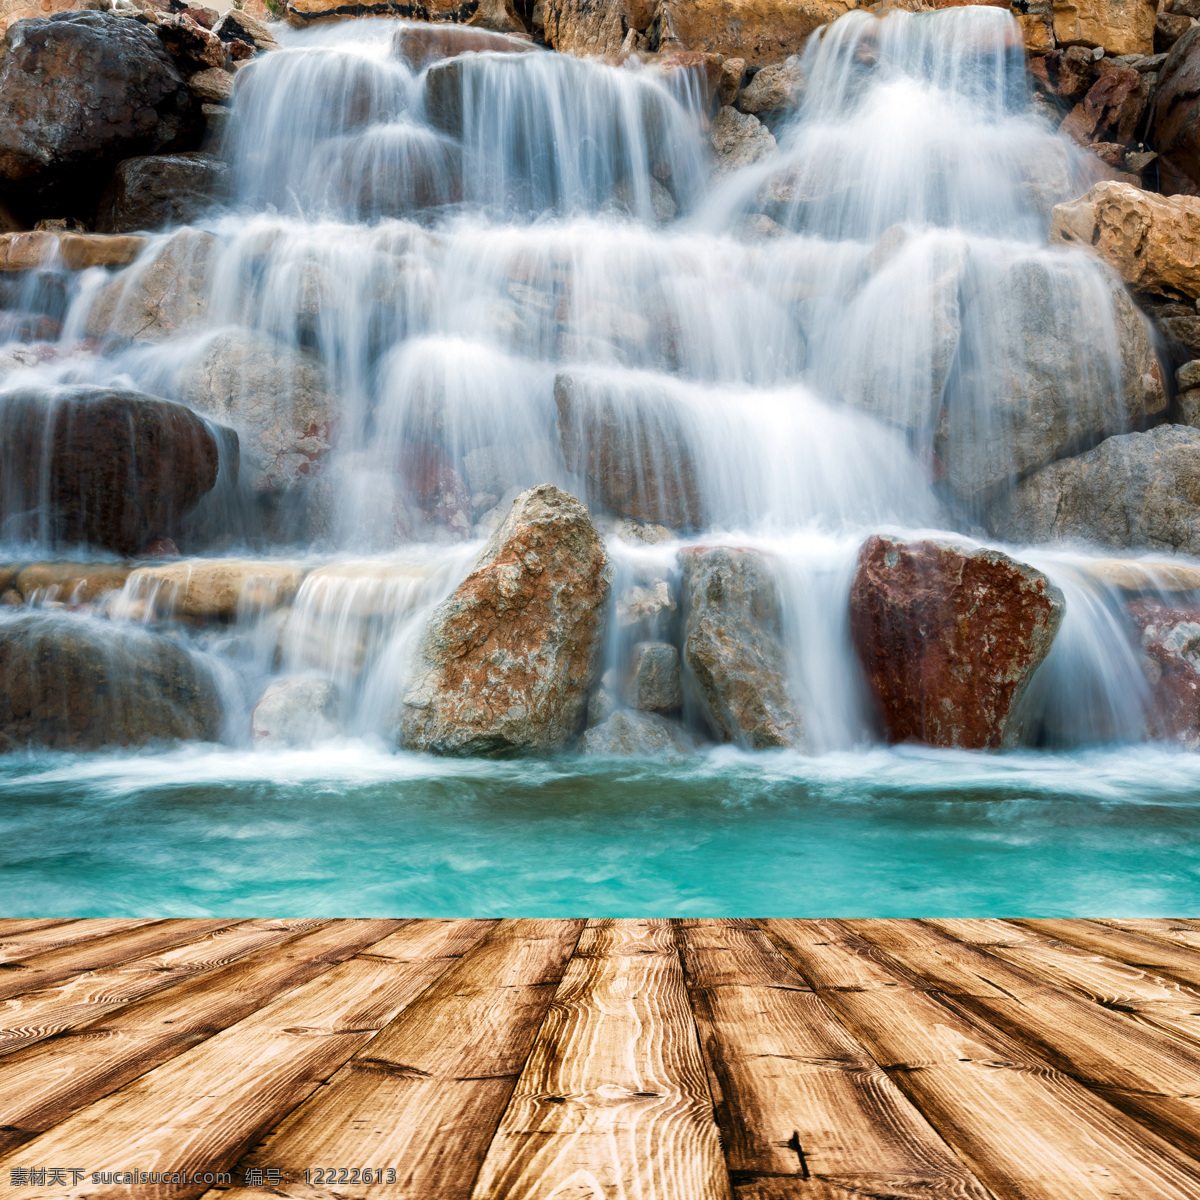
[1058,64,1146,146]
[849,536,1065,749]
[1127,597,1200,745]
[398,484,610,755]
[398,442,472,539]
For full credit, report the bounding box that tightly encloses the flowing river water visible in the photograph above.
[2,7,1199,913]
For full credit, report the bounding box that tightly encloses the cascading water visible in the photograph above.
[2,7,1199,913]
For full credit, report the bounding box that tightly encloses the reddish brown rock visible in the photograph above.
[1152,25,1200,194]
[1058,63,1146,146]
[0,386,225,556]
[1127,597,1200,744]
[155,13,230,72]
[398,484,610,755]
[398,442,472,539]
[849,536,1065,750]
[680,545,801,748]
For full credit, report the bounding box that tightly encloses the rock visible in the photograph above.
[990,425,1200,554]
[651,0,848,67]
[83,228,217,340]
[848,535,1065,750]
[251,676,339,747]
[1151,25,1200,194]
[1180,386,1200,423]
[155,12,229,72]
[1050,182,1200,297]
[579,708,693,754]
[1126,598,1200,743]
[0,610,221,750]
[1158,312,1200,360]
[1058,63,1148,145]
[1157,9,1195,52]
[627,640,681,711]
[586,668,619,725]
[96,153,229,234]
[424,57,467,139]
[541,0,627,56]
[213,8,278,51]
[0,385,224,556]
[123,559,305,619]
[0,312,59,343]
[284,0,473,26]
[399,484,610,755]
[612,176,677,222]
[15,561,131,604]
[0,12,202,221]
[616,578,676,638]
[710,106,776,184]
[736,55,804,115]
[1178,358,1200,388]
[1030,45,1102,100]
[394,21,532,67]
[648,50,726,108]
[174,329,337,494]
[937,252,1167,500]
[1081,557,1200,592]
[555,371,704,529]
[397,442,472,539]
[718,55,744,105]
[679,545,800,748]
[187,66,234,103]
[467,0,527,33]
[1052,0,1157,55]
[0,231,147,271]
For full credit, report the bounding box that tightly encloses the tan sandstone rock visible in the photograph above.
[653,0,848,66]
[1052,0,1157,55]
[124,559,306,619]
[399,484,610,755]
[1050,181,1200,298]
[0,231,146,272]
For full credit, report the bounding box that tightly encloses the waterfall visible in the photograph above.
[0,6,1179,754]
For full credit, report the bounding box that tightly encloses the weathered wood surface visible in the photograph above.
[0,919,1196,1200]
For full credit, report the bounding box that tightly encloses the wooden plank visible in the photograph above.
[761,919,1200,1200]
[215,918,581,1200]
[0,920,237,1004]
[927,919,1200,1050]
[466,919,729,1200]
[0,920,408,1158]
[1096,920,1200,956]
[1013,920,1200,991]
[0,920,160,967]
[676,918,995,1200]
[0,920,329,1060]
[845,919,1200,1165]
[0,920,75,940]
[0,919,487,1200]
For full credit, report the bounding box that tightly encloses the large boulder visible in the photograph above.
[937,252,1166,501]
[989,424,1200,555]
[124,558,305,619]
[0,385,225,555]
[174,329,338,494]
[1052,0,1157,55]
[555,371,704,530]
[0,610,222,751]
[96,152,230,234]
[736,55,804,116]
[1050,182,1200,298]
[627,639,681,712]
[398,484,610,755]
[649,0,848,67]
[1151,25,1200,195]
[0,12,202,222]
[679,545,801,748]
[1127,597,1200,745]
[83,228,218,341]
[848,535,1065,750]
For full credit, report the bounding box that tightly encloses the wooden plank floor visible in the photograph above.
[0,921,1198,1199]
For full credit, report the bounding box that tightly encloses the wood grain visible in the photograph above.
[1096,920,1200,955]
[677,918,994,1200]
[219,918,580,1200]
[1013,920,1200,991]
[927,919,1200,1049]
[0,919,480,1199]
[0,921,75,940]
[0,920,161,967]
[0,920,328,1059]
[468,918,730,1200]
[0,921,407,1158]
[0,920,236,1004]
[761,918,1200,1200]
[844,919,1200,1164]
